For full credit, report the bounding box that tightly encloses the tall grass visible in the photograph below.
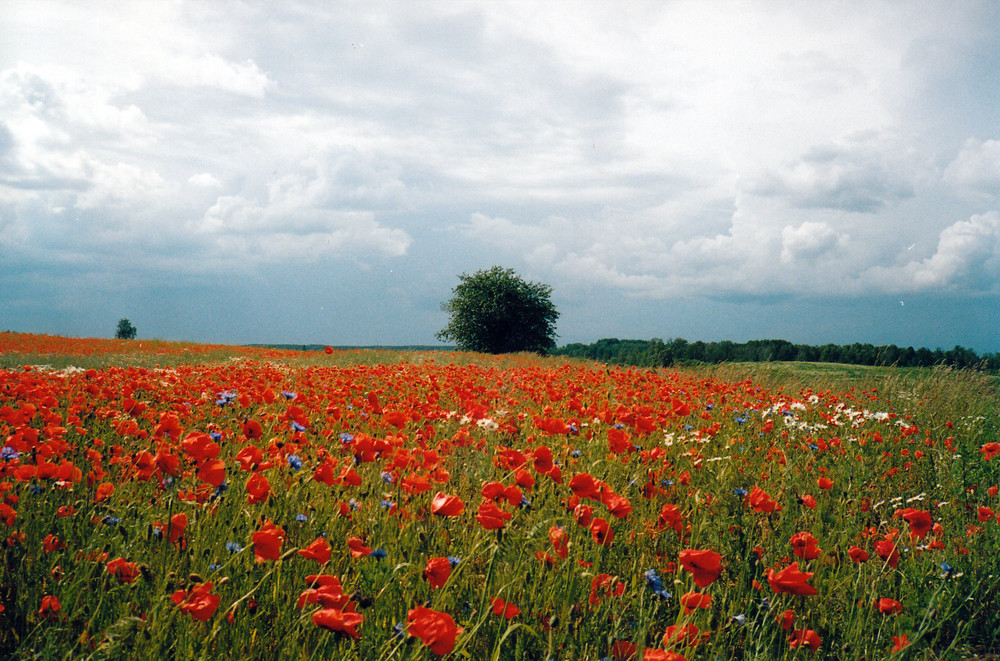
[0,335,998,659]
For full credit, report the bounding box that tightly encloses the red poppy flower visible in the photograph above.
[42,534,63,553]
[313,607,364,639]
[790,531,822,560]
[569,473,601,500]
[407,606,463,655]
[590,517,614,547]
[347,536,373,558]
[680,591,712,614]
[788,628,821,651]
[981,442,1000,461]
[767,562,818,595]
[235,446,264,471]
[746,486,777,514]
[662,623,701,647]
[678,549,722,587]
[800,494,817,509]
[589,573,625,604]
[242,419,263,440]
[298,537,331,565]
[107,557,140,583]
[246,472,271,504]
[431,492,465,517]
[38,595,61,620]
[643,651,687,661]
[324,346,334,354]
[475,501,512,530]
[603,492,633,519]
[549,526,569,559]
[167,512,187,545]
[423,557,452,589]
[848,546,869,563]
[171,582,220,621]
[891,634,910,653]
[817,477,833,490]
[532,445,554,473]
[877,598,902,615]
[298,575,351,610]
[252,521,286,562]
[657,503,683,535]
[778,609,795,630]
[197,459,226,487]
[490,598,521,619]
[899,508,933,540]
[94,482,114,502]
[874,539,900,568]
[608,640,636,660]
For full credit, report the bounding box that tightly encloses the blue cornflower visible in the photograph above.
[520,496,531,508]
[282,391,296,400]
[209,431,223,442]
[643,569,671,600]
[209,563,220,571]
[683,425,693,431]
[447,556,461,567]
[295,513,308,523]
[348,499,360,510]
[613,423,625,429]
[380,499,394,509]
[369,548,387,560]
[291,421,306,433]
[226,542,243,553]
[340,433,354,444]
[103,516,121,526]
[288,454,303,470]
[380,471,394,484]
[29,484,43,494]
[214,482,228,497]
[571,450,581,457]
[733,487,748,497]
[1,446,19,461]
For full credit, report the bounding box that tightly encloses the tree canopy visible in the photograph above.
[436,266,559,354]
[115,318,137,340]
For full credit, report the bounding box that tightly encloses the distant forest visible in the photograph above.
[551,337,1000,370]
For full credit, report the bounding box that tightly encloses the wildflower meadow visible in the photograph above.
[0,332,998,660]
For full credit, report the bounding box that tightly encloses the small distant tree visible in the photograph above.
[436,266,559,354]
[115,318,137,340]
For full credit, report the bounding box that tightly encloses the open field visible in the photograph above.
[1,333,999,659]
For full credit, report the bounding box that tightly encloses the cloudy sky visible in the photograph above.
[2,1,999,352]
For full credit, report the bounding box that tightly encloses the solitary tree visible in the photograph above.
[115,318,137,340]
[436,266,559,354]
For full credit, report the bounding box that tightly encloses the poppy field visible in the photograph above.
[1,332,999,660]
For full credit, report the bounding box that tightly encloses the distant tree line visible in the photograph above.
[552,337,1000,370]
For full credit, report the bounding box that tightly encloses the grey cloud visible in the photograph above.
[780,222,848,264]
[864,211,1000,293]
[749,138,916,213]
[944,138,1000,195]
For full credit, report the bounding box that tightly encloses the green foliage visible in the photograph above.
[554,337,1000,371]
[115,318,137,340]
[436,266,559,354]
